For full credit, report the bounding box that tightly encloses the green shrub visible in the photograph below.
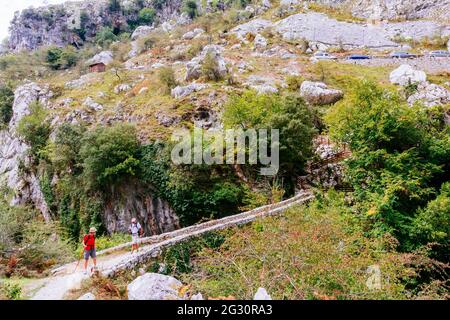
[95,27,118,48]
[138,8,156,25]
[0,83,14,127]
[183,0,198,19]
[1,283,22,300]
[201,52,222,81]
[325,81,450,251]
[17,102,51,161]
[158,66,177,94]
[79,124,140,191]
[45,46,78,70]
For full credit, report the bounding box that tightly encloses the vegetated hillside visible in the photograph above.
[0,0,449,299]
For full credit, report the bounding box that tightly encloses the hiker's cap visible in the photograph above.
[89,227,97,233]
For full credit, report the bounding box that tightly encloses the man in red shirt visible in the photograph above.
[82,227,97,275]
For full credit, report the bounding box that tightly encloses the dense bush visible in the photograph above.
[79,124,140,191]
[95,27,118,47]
[223,90,316,192]
[138,8,156,25]
[45,46,78,70]
[0,199,73,276]
[325,81,450,256]
[139,143,244,225]
[183,0,198,19]
[158,66,177,94]
[0,83,14,127]
[17,102,51,161]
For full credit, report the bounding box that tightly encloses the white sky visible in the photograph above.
[0,0,68,40]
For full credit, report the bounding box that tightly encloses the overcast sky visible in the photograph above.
[0,0,68,40]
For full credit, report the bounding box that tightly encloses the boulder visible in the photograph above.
[83,97,103,111]
[300,81,344,105]
[182,28,205,40]
[78,293,95,300]
[251,84,279,94]
[253,34,268,50]
[86,51,113,66]
[407,82,450,107]
[127,273,186,300]
[185,45,228,81]
[254,288,272,300]
[262,0,272,9]
[131,26,154,41]
[191,293,204,300]
[171,83,210,99]
[114,84,132,94]
[231,18,273,42]
[390,65,427,86]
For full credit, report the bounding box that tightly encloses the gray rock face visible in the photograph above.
[352,0,450,21]
[182,28,205,40]
[300,81,344,105]
[171,83,210,99]
[407,83,450,107]
[185,45,229,81]
[103,182,180,236]
[8,0,186,52]
[131,26,155,41]
[127,273,186,300]
[389,64,427,86]
[0,82,53,222]
[86,51,114,66]
[231,18,273,42]
[274,12,399,49]
[253,34,268,50]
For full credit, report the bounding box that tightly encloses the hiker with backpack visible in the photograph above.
[129,218,143,254]
[82,227,97,275]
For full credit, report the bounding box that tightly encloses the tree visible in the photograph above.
[183,0,198,19]
[95,27,118,48]
[138,8,156,25]
[0,83,14,127]
[17,102,51,161]
[80,124,140,191]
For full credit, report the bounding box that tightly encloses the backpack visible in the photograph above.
[84,234,95,250]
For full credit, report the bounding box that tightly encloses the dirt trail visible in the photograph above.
[28,191,314,300]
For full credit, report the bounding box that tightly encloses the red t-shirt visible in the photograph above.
[83,234,95,250]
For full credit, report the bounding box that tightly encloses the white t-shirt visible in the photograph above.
[129,222,142,235]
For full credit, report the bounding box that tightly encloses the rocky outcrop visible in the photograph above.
[231,18,272,42]
[407,83,450,107]
[103,181,180,236]
[127,273,186,300]
[351,0,450,21]
[300,81,343,105]
[171,83,210,99]
[0,82,53,221]
[185,45,229,81]
[86,51,114,66]
[390,65,427,86]
[182,28,205,40]
[8,0,186,52]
